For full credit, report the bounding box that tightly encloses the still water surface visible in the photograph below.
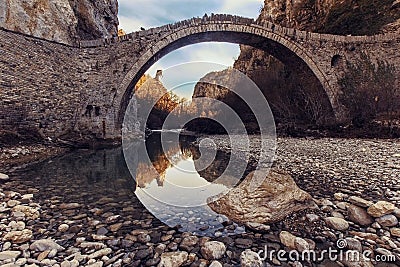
[15,133,248,236]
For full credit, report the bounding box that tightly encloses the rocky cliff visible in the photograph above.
[259,0,400,35]
[0,0,118,45]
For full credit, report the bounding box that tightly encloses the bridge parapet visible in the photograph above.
[79,14,400,48]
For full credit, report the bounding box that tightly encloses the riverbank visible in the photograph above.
[0,144,69,171]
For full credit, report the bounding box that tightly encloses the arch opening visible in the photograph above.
[117,29,336,134]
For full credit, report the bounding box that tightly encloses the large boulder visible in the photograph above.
[208,170,313,224]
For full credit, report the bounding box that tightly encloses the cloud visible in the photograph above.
[118,0,263,32]
[119,0,221,32]
[218,0,264,17]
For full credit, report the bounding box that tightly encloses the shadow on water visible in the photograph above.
[9,133,253,236]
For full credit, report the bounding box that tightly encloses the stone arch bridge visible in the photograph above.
[0,14,399,143]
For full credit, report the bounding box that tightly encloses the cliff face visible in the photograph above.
[0,0,118,45]
[259,0,400,35]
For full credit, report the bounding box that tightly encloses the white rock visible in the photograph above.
[201,241,226,260]
[58,224,69,232]
[240,249,263,267]
[0,173,9,180]
[0,250,21,260]
[209,261,223,267]
[60,261,71,267]
[87,248,112,259]
[158,251,188,267]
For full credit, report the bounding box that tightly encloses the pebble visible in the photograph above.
[325,217,349,231]
[180,235,199,249]
[240,249,263,267]
[279,231,296,249]
[347,204,374,226]
[0,173,9,180]
[58,224,70,232]
[3,229,33,243]
[295,237,310,252]
[367,201,396,217]
[201,241,226,260]
[30,239,64,252]
[390,228,400,237]
[159,251,188,267]
[348,196,373,208]
[0,251,21,260]
[209,260,223,267]
[87,248,112,259]
[376,214,398,227]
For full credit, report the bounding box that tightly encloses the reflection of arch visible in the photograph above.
[116,21,337,127]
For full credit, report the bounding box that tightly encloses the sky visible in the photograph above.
[118,0,264,98]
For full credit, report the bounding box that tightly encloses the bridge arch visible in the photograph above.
[116,18,337,128]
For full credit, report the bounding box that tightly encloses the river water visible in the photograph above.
[10,133,252,236]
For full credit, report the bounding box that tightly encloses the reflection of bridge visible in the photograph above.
[0,14,399,142]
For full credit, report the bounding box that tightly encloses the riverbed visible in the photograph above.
[1,136,399,266]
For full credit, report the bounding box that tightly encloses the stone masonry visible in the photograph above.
[0,14,399,143]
